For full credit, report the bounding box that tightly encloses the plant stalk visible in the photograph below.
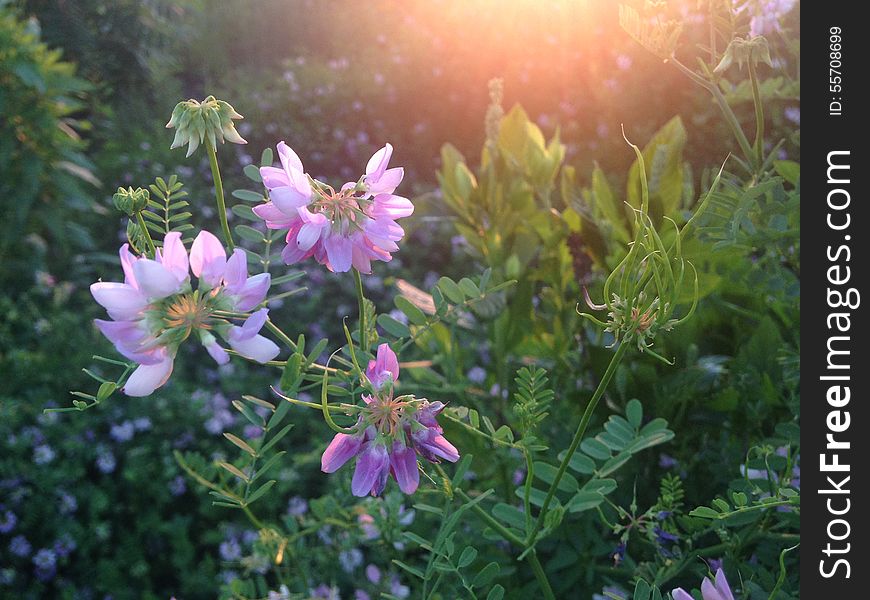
[205,138,235,252]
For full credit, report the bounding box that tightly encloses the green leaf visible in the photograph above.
[472,562,500,588]
[231,204,260,221]
[393,560,426,580]
[597,452,633,477]
[567,491,605,513]
[245,479,276,505]
[626,116,688,219]
[377,313,411,338]
[633,579,651,600]
[533,461,579,492]
[712,498,731,513]
[581,478,617,495]
[492,503,526,530]
[223,433,256,456]
[218,461,250,482]
[494,425,514,443]
[395,295,427,326]
[689,506,720,519]
[232,400,264,428]
[243,164,262,182]
[458,277,481,298]
[458,546,478,568]
[438,277,465,304]
[559,451,596,474]
[234,224,265,243]
[580,438,611,460]
[232,189,266,202]
[260,423,294,454]
[774,160,800,185]
[487,585,505,600]
[626,399,643,428]
[251,451,286,482]
[261,147,274,166]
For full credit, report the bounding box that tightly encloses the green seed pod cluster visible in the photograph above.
[113,186,150,216]
[166,95,247,157]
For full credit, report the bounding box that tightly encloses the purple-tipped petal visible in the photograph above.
[228,333,279,363]
[365,144,393,180]
[412,428,460,463]
[160,231,189,282]
[416,401,446,430]
[370,193,413,219]
[232,308,269,341]
[94,319,163,365]
[231,273,271,312]
[671,589,694,600]
[119,244,139,289]
[389,442,419,494]
[190,231,227,287]
[271,185,312,213]
[132,259,183,299]
[223,249,248,291]
[324,234,353,273]
[713,569,735,600]
[321,433,363,473]
[123,352,174,397]
[90,282,148,321]
[252,201,296,226]
[351,443,390,497]
[260,166,290,189]
[204,338,230,365]
[277,141,304,174]
[297,221,325,251]
[366,343,399,389]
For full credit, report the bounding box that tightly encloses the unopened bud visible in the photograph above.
[113,186,150,215]
[166,95,247,157]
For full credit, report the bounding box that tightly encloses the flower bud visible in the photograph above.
[714,35,773,73]
[113,186,150,216]
[166,95,247,157]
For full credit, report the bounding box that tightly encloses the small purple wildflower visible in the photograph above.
[0,510,16,534]
[354,591,371,600]
[110,421,135,443]
[365,564,381,584]
[59,491,78,514]
[133,417,152,431]
[389,575,410,599]
[467,366,487,384]
[339,548,364,573]
[96,448,116,474]
[33,444,56,465]
[168,476,187,496]
[10,535,32,557]
[219,538,242,561]
[659,454,678,469]
[672,567,736,600]
[33,548,57,581]
[286,496,308,517]
[53,534,77,558]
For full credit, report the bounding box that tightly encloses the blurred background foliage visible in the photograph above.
[1,0,799,598]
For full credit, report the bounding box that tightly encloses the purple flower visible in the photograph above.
[672,568,735,600]
[59,491,78,514]
[33,548,56,582]
[91,231,277,396]
[33,444,55,465]
[354,591,371,600]
[133,417,153,431]
[467,366,486,384]
[219,538,242,561]
[339,548,364,573]
[286,496,308,517]
[321,344,458,496]
[53,534,77,558]
[0,510,16,534]
[168,476,187,496]
[389,574,410,599]
[96,448,116,474]
[10,535,31,557]
[310,584,340,599]
[110,421,135,443]
[365,564,381,584]
[254,142,413,273]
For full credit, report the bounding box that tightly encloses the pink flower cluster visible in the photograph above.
[320,344,459,496]
[253,142,413,273]
[91,231,279,396]
[672,568,735,600]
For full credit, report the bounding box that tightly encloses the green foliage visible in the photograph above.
[0,6,97,283]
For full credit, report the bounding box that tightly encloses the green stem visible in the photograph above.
[526,342,630,547]
[455,489,525,547]
[242,506,265,530]
[748,60,765,167]
[353,268,369,353]
[670,57,757,171]
[205,138,235,252]
[135,212,156,256]
[527,551,556,600]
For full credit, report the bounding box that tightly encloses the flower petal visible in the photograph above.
[297,222,325,251]
[123,352,174,397]
[259,166,290,189]
[204,339,230,365]
[321,433,363,473]
[324,234,353,273]
[132,259,184,299]
[671,589,694,600]
[389,442,419,494]
[228,333,279,363]
[90,282,148,321]
[277,141,304,174]
[190,231,227,287]
[223,249,248,291]
[713,569,735,600]
[365,143,393,180]
[231,273,271,312]
[351,443,390,497]
[367,167,404,196]
[271,185,311,214]
[119,244,139,289]
[160,231,189,282]
[253,201,296,226]
[370,193,413,219]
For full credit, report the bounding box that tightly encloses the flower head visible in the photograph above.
[320,344,458,496]
[254,142,413,273]
[672,568,735,600]
[166,96,247,157]
[91,231,278,396]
